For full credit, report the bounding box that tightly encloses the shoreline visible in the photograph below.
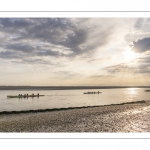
[1,85,150,90]
[0,100,150,132]
[0,100,145,115]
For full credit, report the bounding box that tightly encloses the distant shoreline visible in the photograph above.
[0,86,150,90]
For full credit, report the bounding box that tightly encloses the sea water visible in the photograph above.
[0,88,150,112]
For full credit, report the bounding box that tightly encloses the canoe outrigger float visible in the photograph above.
[7,95,45,98]
[84,91,102,94]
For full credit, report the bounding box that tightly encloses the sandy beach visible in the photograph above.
[0,101,150,132]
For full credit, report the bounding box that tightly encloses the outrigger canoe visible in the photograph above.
[84,92,102,94]
[145,90,150,92]
[7,95,45,98]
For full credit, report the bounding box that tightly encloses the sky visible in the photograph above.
[0,18,150,86]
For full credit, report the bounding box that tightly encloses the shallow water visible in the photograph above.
[0,88,150,111]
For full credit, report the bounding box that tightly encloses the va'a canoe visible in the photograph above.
[145,90,150,92]
[84,92,102,94]
[7,95,45,98]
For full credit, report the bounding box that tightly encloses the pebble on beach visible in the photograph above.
[0,101,150,132]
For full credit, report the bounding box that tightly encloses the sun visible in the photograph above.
[123,46,137,61]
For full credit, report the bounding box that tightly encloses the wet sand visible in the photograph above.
[0,101,150,132]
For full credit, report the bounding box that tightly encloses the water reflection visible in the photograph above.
[127,88,138,95]
[125,88,139,101]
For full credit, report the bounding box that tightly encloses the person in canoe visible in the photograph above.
[37,93,39,97]
[32,93,34,97]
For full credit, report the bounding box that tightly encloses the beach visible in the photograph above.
[0,100,150,132]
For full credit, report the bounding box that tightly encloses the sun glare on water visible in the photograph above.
[123,46,137,61]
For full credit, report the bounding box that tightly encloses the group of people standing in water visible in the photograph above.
[18,93,39,97]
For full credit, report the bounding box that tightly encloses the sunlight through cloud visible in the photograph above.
[123,46,139,61]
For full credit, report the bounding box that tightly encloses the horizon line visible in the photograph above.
[1,85,150,87]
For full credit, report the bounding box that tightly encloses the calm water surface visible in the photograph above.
[0,88,150,111]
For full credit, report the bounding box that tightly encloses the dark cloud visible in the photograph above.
[11,58,48,64]
[36,49,61,57]
[133,38,150,53]
[0,42,64,60]
[0,18,31,28]
[0,18,74,43]
[0,18,89,61]
[5,43,35,53]
[0,51,21,59]
[0,18,127,64]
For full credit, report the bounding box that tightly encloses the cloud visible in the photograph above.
[0,18,32,28]
[11,58,49,65]
[134,18,150,32]
[105,60,150,76]
[134,18,145,29]
[135,64,150,74]
[0,51,20,59]
[90,74,115,78]
[0,43,62,60]
[2,18,150,85]
[137,50,150,63]
[133,38,150,53]
[105,63,135,74]
[5,43,35,53]
[0,18,132,64]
